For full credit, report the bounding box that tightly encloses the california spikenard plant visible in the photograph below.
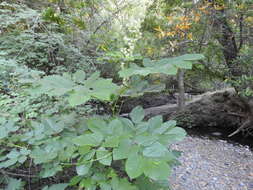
[0,52,204,189]
[0,107,186,190]
[0,3,206,188]
[0,1,206,188]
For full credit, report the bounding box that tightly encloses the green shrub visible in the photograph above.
[0,3,206,188]
[0,106,186,190]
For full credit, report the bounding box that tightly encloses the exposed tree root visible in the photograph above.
[229,117,253,137]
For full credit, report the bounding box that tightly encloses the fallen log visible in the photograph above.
[170,88,253,137]
[121,88,253,137]
[167,88,242,129]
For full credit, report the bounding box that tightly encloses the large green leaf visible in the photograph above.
[134,133,158,146]
[6,178,24,190]
[0,127,8,139]
[96,147,112,166]
[0,158,18,168]
[119,54,204,78]
[109,118,124,135]
[135,176,167,190]
[87,117,109,135]
[40,163,62,178]
[148,115,163,132]
[83,150,96,161]
[32,72,119,106]
[42,118,64,134]
[129,106,145,124]
[79,178,96,189]
[99,182,112,190]
[152,120,177,135]
[157,54,205,67]
[125,149,144,179]
[178,54,205,61]
[111,177,138,190]
[37,75,75,96]
[87,78,119,100]
[119,64,177,78]
[0,121,19,139]
[76,162,92,176]
[73,70,86,84]
[119,117,135,133]
[143,159,171,181]
[103,136,120,148]
[30,148,58,164]
[42,183,68,190]
[68,87,91,106]
[78,146,91,155]
[72,133,103,147]
[136,122,149,134]
[175,61,192,69]
[143,142,169,158]
[165,127,187,143]
[67,77,119,106]
[83,72,119,100]
[69,176,82,186]
[122,76,166,97]
[113,139,132,160]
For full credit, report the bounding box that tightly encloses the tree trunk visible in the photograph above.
[177,69,185,111]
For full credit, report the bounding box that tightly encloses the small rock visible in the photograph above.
[199,181,208,187]
[211,132,222,136]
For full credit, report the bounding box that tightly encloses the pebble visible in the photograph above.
[211,132,222,136]
[169,136,253,190]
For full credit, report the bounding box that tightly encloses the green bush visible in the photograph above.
[0,53,204,189]
[0,106,186,190]
[0,2,207,189]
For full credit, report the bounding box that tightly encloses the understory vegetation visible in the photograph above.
[0,0,252,189]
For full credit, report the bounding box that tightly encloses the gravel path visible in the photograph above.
[169,136,253,190]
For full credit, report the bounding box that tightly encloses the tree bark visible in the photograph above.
[177,69,185,110]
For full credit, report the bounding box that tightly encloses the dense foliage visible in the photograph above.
[0,0,252,189]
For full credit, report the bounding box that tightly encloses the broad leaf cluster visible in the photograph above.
[119,54,205,78]
[31,71,119,106]
[0,1,207,189]
[0,107,186,190]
